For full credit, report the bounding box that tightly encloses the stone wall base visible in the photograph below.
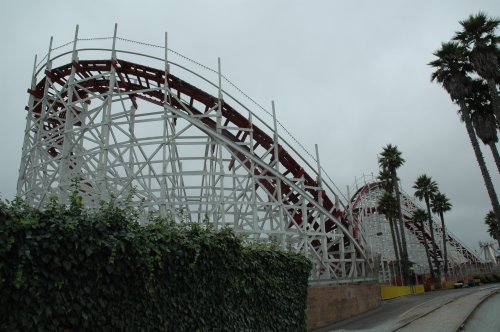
[307,282,381,331]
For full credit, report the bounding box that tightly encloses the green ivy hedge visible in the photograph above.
[0,196,311,331]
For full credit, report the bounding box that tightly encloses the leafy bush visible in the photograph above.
[0,195,311,331]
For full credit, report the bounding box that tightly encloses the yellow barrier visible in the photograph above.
[380,284,425,300]
[443,281,455,289]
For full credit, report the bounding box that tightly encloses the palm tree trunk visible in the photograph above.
[425,196,441,281]
[393,218,404,268]
[439,211,449,276]
[488,141,500,174]
[392,172,409,284]
[459,101,500,230]
[486,79,500,130]
[388,216,402,280]
[420,218,434,280]
[495,226,500,249]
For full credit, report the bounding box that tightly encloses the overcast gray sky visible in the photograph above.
[1,0,499,252]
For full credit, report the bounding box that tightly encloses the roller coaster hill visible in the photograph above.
[16,26,498,284]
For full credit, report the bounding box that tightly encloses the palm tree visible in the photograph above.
[377,167,395,192]
[378,144,409,282]
[413,175,440,279]
[412,208,434,279]
[468,80,500,173]
[472,109,500,173]
[454,12,500,129]
[378,190,402,275]
[377,168,404,257]
[429,41,500,228]
[431,192,452,276]
[485,211,500,247]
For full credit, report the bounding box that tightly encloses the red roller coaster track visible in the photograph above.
[27,58,352,246]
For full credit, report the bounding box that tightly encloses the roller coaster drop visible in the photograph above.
[17,26,484,282]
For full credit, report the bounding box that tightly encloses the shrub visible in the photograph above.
[0,195,311,331]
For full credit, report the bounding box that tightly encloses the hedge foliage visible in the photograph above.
[0,194,311,331]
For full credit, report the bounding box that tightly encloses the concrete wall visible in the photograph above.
[306,282,381,331]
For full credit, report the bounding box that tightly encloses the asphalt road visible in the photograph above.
[462,291,500,332]
[314,283,500,332]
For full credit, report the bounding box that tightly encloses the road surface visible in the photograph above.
[314,283,500,332]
